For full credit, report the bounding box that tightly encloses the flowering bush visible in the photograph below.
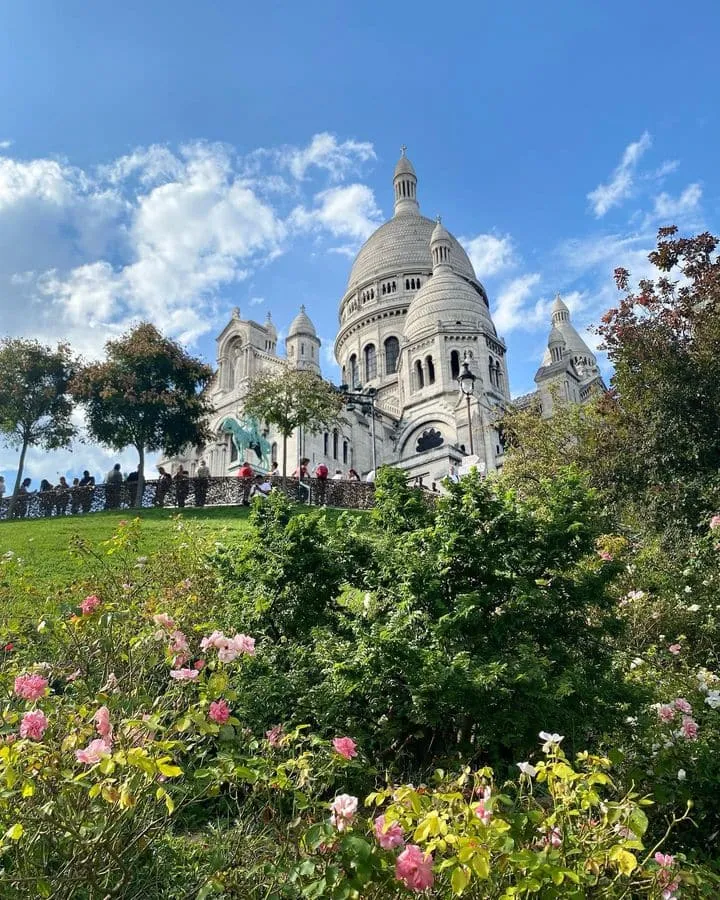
[289,738,693,898]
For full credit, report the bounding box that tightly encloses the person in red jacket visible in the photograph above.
[237,461,254,505]
[314,462,329,504]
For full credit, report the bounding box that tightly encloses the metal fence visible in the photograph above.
[0,477,377,521]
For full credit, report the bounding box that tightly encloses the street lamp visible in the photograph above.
[338,384,378,472]
[458,360,476,456]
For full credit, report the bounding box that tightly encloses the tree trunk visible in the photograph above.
[135,444,145,508]
[282,432,288,480]
[8,436,29,518]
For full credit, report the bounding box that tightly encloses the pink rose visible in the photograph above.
[674,698,692,714]
[231,633,255,656]
[14,673,48,701]
[658,704,676,723]
[329,793,358,831]
[374,814,404,849]
[209,699,231,724]
[80,594,101,615]
[94,705,112,740]
[169,630,188,653]
[169,668,199,681]
[598,550,613,562]
[395,844,434,892]
[20,709,48,741]
[710,515,720,530]
[474,799,492,826]
[681,716,698,740]
[655,852,674,868]
[266,724,284,747]
[153,613,175,630]
[200,630,226,651]
[75,738,111,765]
[332,737,358,760]
[193,659,205,670]
[668,643,682,655]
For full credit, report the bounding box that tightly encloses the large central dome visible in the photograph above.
[347,214,477,291]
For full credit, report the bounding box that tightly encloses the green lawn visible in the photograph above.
[0,506,255,594]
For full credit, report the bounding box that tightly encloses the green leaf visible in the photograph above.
[451,866,469,895]
[5,823,23,841]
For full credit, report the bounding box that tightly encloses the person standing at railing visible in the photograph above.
[125,470,139,507]
[314,462,328,505]
[292,457,310,502]
[12,477,32,518]
[39,479,54,517]
[195,460,210,507]
[105,464,123,509]
[70,478,82,515]
[54,476,70,516]
[155,466,172,507]
[79,470,95,513]
[237,460,254,506]
[174,466,190,508]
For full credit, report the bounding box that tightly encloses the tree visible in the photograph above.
[0,338,77,513]
[71,323,213,506]
[598,227,720,526]
[242,367,344,478]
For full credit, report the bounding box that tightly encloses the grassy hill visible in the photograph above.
[0,506,255,595]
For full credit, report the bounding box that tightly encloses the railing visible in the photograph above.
[0,477,377,522]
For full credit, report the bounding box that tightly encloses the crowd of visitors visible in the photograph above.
[1,455,450,519]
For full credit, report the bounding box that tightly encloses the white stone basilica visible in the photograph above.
[167,149,602,485]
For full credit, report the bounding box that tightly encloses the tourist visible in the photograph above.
[348,468,361,482]
[79,470,95,513]
[0,475,5,499]
[237,460,254,505]
[331,469,344,480]
[54,476,70,516]
[195,459,210,507]
[248,474,272,500]
[448,464,460,483]
[125,469,139,507]
[105,463,123,509]
[174,466,190,508]
[155,466,172,507]
[292,457,310,502]
[314,461,329,504]
[70,477,82,515]
[365,469,376,483]
[39,479,54,517]
[13,477,33,518]
[269,461,280,478]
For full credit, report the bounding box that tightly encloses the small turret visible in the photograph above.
[430,216,452,272]
[548,324,566,363]
[285,305,321,373]
[393,146,420,217]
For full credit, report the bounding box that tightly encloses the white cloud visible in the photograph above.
[0,140,12,150]
[651,183,702,221]
[587,131,652,217]
[461,233,515,277]
[493,273,541,333]
[249,296,265,306]
[282,132,376,181]
[290,183,382,242]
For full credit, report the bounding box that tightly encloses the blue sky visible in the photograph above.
[1,0,718,482]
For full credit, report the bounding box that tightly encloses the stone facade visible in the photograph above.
[166,150,600,485]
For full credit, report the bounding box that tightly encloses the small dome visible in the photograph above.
[551,293,569,315]
[288,305,317,338]
[394,151,416,179]
[431,217,451,245]
[265,312,277,337]
[404,269,492,343]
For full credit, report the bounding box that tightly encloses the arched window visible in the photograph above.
[450,349,460,380]
[324,432,329,455]
[332,429,339,460]
[342,364,347,384]
[405,278,410,290]
[364,344,377,381]
[349,354,359,388]
[415,359,424,390]
[417,278,421,289]
[384,336,399,374]
[496,363,503,390]
[382,284,386,295]
[301,343,305,356]
[488,358,496,386]
[271,442,278,464]
[426,355,435,385]
[343,441,348,464]
[229,437,238,463]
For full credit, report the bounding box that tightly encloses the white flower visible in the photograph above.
[677,769,686,781]
[630,657,644,669]
[704,690,720,709]
[684,585,692,594]
[538,731,564,753]
[517,761,538,777]
[687,604,700,612]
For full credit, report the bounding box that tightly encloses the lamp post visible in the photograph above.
[458,360,476,456]
[339,384,378,472]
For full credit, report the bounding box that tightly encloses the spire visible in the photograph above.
[393,145,419,217]
[551,293,570,323]
[430,215,452,272]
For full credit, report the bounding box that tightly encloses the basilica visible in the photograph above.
[167,149,603,485]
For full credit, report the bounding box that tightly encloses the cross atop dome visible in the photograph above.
[401,144,407,155]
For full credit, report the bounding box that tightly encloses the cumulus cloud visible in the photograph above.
[461,233,515,277]
[493,273,541,333]
[290,183,382,243]
[587,132,652,217]
[281,132,376,181]
[0,140,13,150]
[249,296,265,306]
